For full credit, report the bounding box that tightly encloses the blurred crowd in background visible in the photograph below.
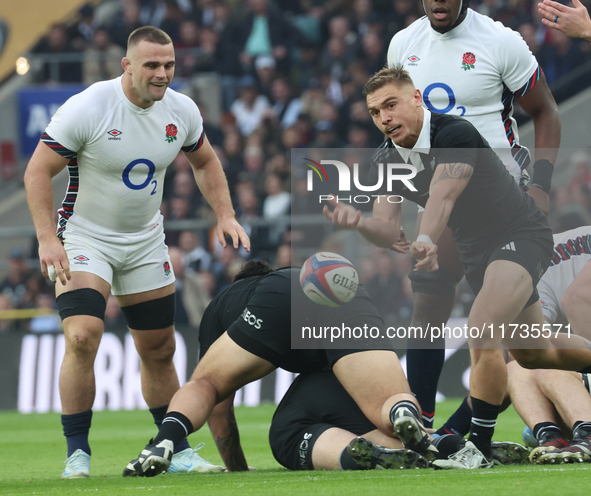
[3,0,591,333]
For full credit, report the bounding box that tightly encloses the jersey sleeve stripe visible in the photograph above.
[514,66,542,98]
[41,133,77,159]
[181,131,205,153]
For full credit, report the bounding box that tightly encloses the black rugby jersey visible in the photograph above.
[367,112,543,261]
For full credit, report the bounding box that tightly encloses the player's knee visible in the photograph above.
[64,327,102,357]
[135,332,176,363]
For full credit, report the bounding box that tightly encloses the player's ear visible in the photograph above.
[414,89,423,107]
[122,57,132,74]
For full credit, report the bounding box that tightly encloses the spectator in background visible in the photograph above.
[17,272,52,310]
[174,19,201,77]
[360,31,385,75]
[300,78,327,122]
[109,0,143,49]
[312,120,342,147]
[212,1,242,111]
[83,28,125,84]
[320,36,355,80]
[34,24,82,83]
[263,173,290,247]
[231,75,271,136]
[262,173,290,219]
[0,294,17,332]
[193,26,219,73]
[569,151,591,192]
[29,294,61,333]
[178,230,212,272]
[236,0,301,75]
[267,78,302,129]
[235,183,274,260]
[346,122,371,148]
[195,0,217,27]
[222,130,244,192]
[243,144,266,182]
[0,248,31,308]
[254,54,277,100]
[68,3,99,52]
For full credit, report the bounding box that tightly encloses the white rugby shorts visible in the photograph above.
[61,214,175,296]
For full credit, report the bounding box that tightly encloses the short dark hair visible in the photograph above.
[233,260,274,282]
[363,65,415,97]
[128,26,172,50]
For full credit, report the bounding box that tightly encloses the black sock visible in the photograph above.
[468,397,499,459]
[406,345,445,429]
[389,400,421,426]
[153,411,194,451]
[62,410,92,457]
[150,405,191,454]
[436,396,472,436]
[573,421,591,438]
[533,422,563,442]
[432,434,466,459]
[339,446,364,470]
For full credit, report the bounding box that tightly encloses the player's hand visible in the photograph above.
[410,242,439,272]
[527,186,550,216]
[391,229,410,253]
[38,236,71,285]
[216,217,251,252]
[538,0,591,40]
[322,195,362,230]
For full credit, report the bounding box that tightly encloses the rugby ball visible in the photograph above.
[300,252,359,307]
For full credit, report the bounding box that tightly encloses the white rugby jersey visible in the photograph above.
[538,226,591,324]
[387,9,539,179]
[44,76,204,234]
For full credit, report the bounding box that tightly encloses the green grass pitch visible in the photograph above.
[1,399,591,495]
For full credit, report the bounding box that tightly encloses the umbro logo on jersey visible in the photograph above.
[501,242,516,251]
[73,255,89,265]
[408,55,420,66]
[107,129,122,141]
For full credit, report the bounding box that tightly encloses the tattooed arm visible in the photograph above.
[411,162,473,271]
[207,394,249,471]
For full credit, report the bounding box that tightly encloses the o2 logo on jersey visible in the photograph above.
[122,159,158,195]
[423,83,466,116]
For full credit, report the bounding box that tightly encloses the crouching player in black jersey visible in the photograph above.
[123,262,438,476]
[324,65,591,469]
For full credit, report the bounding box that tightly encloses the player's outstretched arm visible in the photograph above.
[322,195,402,248]
[412,162,473,271]
[185,135,250,252]
[207,395,250,471]
[517,71,560,216]
[24,140,71,285]
[538,0,591,41]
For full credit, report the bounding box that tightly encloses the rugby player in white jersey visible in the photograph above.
[386,0,561,429]
[24,26,249,478]
[508,226,591,465]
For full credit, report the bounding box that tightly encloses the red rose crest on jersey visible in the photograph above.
[165,124,178,143]
[163,261,171,276]
[462,52,476,71]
